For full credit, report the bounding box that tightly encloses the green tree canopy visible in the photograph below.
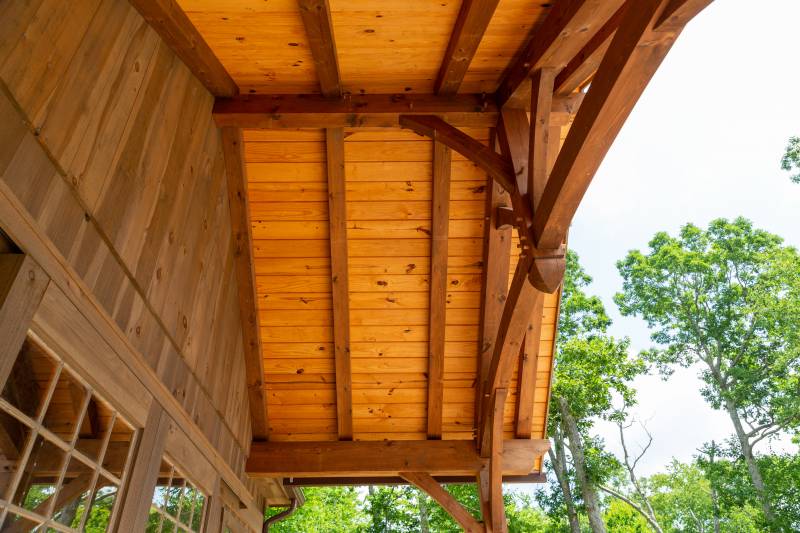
[780,136,800,183]
[615,217,800,529]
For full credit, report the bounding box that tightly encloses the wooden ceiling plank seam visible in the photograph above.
[475,131,512,433]
[325,127,354,440]
[532,0,692,250]
[435,0,502,96]
[400,471,484,533]
[514,295,544,439]
[398,115,516,194]
[496,0,624,107]
[528,68,556,214]
[297,0,342,97]
[554,4,627,96]
[427,141,451,439]
[128,0,238,97]
[220,127,269,441]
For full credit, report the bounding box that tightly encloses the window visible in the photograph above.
[0,338,137,531]
[147,460,206,532]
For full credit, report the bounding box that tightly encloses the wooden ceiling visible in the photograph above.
[176,0,552,95]
[131,0,713,528]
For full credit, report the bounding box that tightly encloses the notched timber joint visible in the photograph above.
[494,206,518,230]
[525,244,566,294]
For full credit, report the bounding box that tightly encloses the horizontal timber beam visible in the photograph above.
[212,93,581,129]
[247,439,549,478]
[282,473,548,486]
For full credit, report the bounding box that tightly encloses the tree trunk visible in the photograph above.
[418,492,429,533]
[558,397,606,533]
[549,430,581,533]
[723,398,776,528]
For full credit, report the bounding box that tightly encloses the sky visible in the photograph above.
[565,0,800,476]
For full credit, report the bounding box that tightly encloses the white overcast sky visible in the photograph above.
[565,0,800,475]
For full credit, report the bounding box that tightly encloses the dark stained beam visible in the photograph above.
[220,128,269,440]
[655,0,713,31]
[476,133,512,430]
[427,141,451,439]
[529,68,556,213]
[435,0,502,95]
[247,439,548,477]
[477,469,493,532]
[533,0,697,249]
[489,389,508,532]
[214,93,497,128]
[284,473,547,486]
[497,109,530,194]
[399,115,517,194]
[496,0,624,107]
[212,93,581,129]
[326,128,353,440]
[128,0,238,97]
[297,0,342,97]
[401,472,484,533]
[554,4,627,96]
[515,298,544,438]
[479,260,544,453]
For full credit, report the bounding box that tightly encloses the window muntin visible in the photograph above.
[147,460,206,533]
[0,339,137,531]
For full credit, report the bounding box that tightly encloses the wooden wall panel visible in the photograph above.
[0,0,255,485]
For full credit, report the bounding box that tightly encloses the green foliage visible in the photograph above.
[363,485,421,532]
[700,449,800,531]
[603,498,650,532]
[780,136,800,183]
[267,486,554,533]
[615,217,800,435]
[266,487,367,533]
[646,459,752,532]
[552,251,644,426]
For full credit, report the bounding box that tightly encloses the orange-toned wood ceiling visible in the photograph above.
[177,0,551,95]
[175,0,566,452]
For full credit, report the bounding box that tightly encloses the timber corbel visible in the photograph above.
[494,206,517,230]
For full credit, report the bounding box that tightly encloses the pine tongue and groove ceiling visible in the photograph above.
[177,0,550,95]
[176,0,562,459]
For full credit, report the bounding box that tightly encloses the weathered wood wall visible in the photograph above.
[0,0,251,478]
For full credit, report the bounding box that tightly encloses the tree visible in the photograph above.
[547,251,646,533]
[646,459,762,533]
[780,136,800,183]
[266,487,367,532]
[599,420,664,533]
[615,217,800,530]
[699,445,800,532]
